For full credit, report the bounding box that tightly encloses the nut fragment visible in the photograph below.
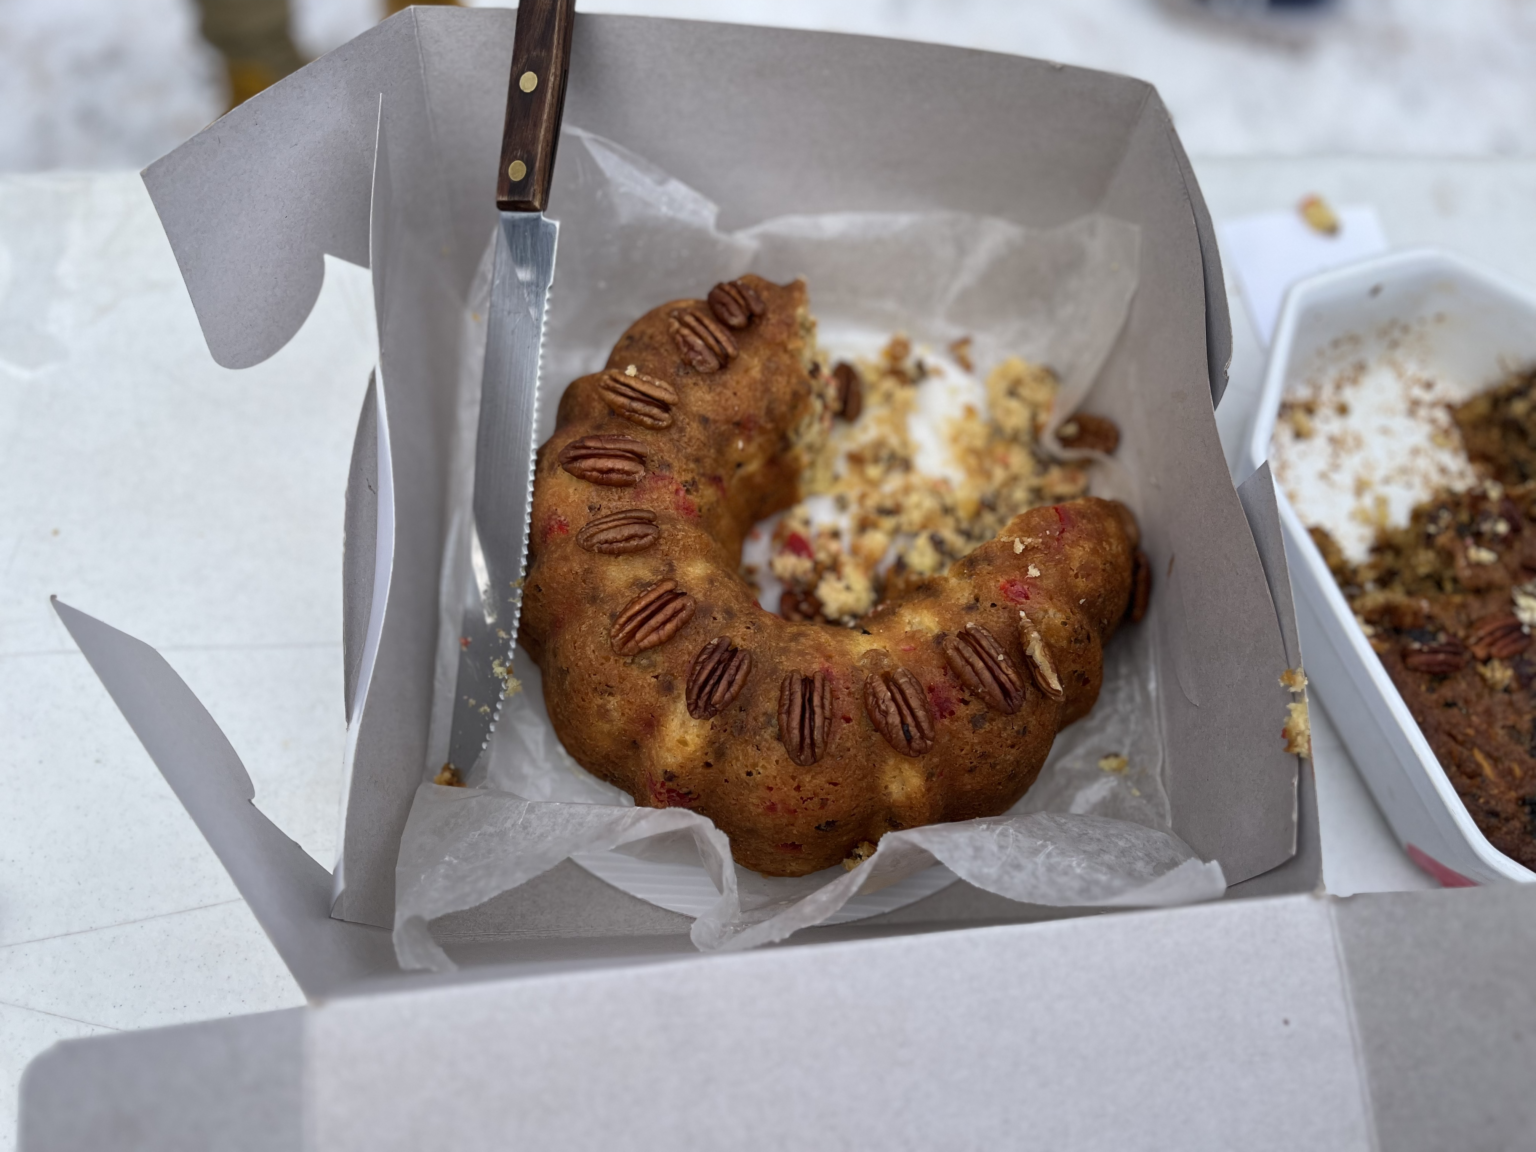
[1129,548,1152,623]
[1400,639,1468,675]
[686,637,753,719]
[1019,614,1065,701]
[558,435,647,486]
[1057,413,1121,455]
[842,840,878,871]
[706,279,766,329]
[598,369,678,430]
[831,361,863,422]
[942,623,1026,714]
[778,670,832,766]
[779,587,822,623]
[576,508,660,555]
[1465,612,1531,661]
[865,667,936,757]
[669,308,738,373]
[611,580,696,656]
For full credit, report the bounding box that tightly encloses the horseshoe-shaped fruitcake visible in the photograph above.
[520,275,1148,877]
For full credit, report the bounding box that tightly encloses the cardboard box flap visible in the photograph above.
[51,600,395,999]
[22,894,1368,1150]
[1224,462,1319,896]
[341,373,378,724]
[1332,884,1536,1150]
[24,886,1536,1151]
[1162,102,1233,408]
[1094,95,1298,884]
[141,13,430,370]
[20,1011,304,1152]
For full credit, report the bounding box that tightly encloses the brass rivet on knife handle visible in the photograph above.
[497,0,577,213]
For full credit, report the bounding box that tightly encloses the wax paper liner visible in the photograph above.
[394,128,1225,971]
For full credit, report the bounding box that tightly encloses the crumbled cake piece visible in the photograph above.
[759,338,1093,626]
[1282,701,1312,759]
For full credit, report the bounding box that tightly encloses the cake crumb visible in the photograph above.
[1478,659,1514,692]
[1467,543,1500,565]
[1513,581,1536,628]
[1279,666,1308,693]
[1282,700,1312,758]
[433,764,465,787]
[843,840,878,870]
[1098,754,1129,774]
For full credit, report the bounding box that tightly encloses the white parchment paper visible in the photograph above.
[394,129,1225,971]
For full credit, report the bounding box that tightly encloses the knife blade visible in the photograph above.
[445,0,577,779]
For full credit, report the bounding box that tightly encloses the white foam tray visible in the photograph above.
[1245,248,1536,885]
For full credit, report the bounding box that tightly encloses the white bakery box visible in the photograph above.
[18,11,1536,1150]
[1244,249,1536,887]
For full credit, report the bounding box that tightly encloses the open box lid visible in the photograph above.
[19,883,1536,1151]
[53,7,1309,997]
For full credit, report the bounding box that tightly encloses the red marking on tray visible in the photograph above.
[1406,844,1478,888]
[784,532,814,558]
[1000,578,1032,604]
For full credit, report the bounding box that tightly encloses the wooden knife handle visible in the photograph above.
[496,0,577,213]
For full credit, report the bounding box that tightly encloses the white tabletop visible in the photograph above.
[5,156,1535,1145]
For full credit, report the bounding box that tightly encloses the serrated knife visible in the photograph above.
[445,0,576,778]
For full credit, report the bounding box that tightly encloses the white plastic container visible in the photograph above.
[1246,248,1536,885]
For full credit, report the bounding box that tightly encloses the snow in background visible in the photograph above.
[3,0,1536,173]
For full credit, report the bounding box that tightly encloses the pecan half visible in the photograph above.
[686,637,753,719]
[1019,615,1065,701]
[831,361,863,422]
[1465,612,1531,661]
[778,670,832,766]
[1129,548,1152,624]
[669,308,739,373]
[865,667,936,757]
[611,580,696,656]
[1056,413,1121,455]
[1401,639,1468,675]
[558,435,647,486]
[598,368,679,430]
[780,587,822,623]
[942,623,1026,714]
[706,279,766,329]
[577,508,660,555]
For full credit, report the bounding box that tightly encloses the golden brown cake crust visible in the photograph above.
[520,276,1140,876]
